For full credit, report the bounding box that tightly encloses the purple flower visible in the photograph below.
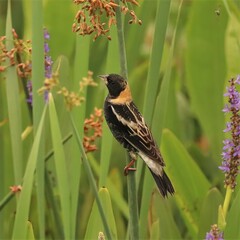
[220,77,240,189]
[26,80,32,105]
[43,28,53,102]
[44,42,50,53]
[45,55,53,78]
[44,28,50,40]
[205,224,224,240]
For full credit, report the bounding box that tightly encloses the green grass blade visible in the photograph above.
[99,27,118,187]
[26,221,35,240]
[88,154,129,219]
[125,0,156,72]
[151,193,181,239]
[139,1,184,238]
[70,35,91,238]
[5,0,23,184]
[185,0,228,159]
[224,188,240,238]
[198,188,223,238]
[142,0,171,124]
[32,0,45,237]
[161,129,211,237]
[70,114,113,239]
[84,187,118,239]
[48,93,71,239]
[12,106,47,239]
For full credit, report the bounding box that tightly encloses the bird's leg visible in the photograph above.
[124,152,137,176]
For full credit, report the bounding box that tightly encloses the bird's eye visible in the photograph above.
[108,79,115,85]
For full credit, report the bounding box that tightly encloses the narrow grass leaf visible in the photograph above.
[142,0,171,124]
[5,0,23,184]
[26,221,35,240]
[139,1,182,238]
[32,0,45,237]
[198,188,223,239]
[153,194,181,239]
[88,154,129,219]
[224,188,240,238]
[70,114,112,239]
[125,0,156,72]
[48,93,71,239]
[161,129,211,237]
[149,220,160,240]
[185,0,228,158]
[85,187,118,239]
[12,106,47,239]
[71,35,91,238]
[99,27,118,187]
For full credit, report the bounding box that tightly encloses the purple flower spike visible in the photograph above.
[220,77,240,189]
[44,28,50,40]
[43,28,53,103]
[26,80,33,105]
[205,224,224,240]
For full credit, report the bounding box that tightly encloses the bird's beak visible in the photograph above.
[98,74,109,84]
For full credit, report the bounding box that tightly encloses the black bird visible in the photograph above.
[99,74,174,197]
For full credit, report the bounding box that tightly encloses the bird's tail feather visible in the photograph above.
[149,168,174,197]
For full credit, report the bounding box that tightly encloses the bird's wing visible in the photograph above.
[110,102,165,166]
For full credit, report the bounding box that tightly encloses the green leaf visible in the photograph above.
[142,0,171,124]
[152,193,181,239]
[48,94,71,239]
[218,205,226,231]
[88,154,129,219]
[5,0,23,184]
[224,188,240,238]
[84,187,118,240]
[198,188,223,238]
[185,0,228,158]
[99,26,119,187]
[161,129,211,237]
[149,220,160,240]
[44,0,75,61]
[26,221,35,240]
[70,114,113,239]
[12,106,47,239]
[225,14,240,77]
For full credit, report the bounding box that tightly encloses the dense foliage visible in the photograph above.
[0,0,240,239]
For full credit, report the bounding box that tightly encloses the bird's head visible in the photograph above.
[98,74,128,98]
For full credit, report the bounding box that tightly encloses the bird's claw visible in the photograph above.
[124,167,136,176]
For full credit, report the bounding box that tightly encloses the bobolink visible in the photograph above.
[99,74,174,197]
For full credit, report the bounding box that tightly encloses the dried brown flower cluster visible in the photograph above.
[58,86,85,111]
[10,185,22,193]
[38,73,59,95]
[83,108,103,153]
[0,29,32,76]
[72,0,141,40]
[56,71,98,111]
[80,70,98,91]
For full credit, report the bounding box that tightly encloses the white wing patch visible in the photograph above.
[138,152,163,176]
[111,105,139,131]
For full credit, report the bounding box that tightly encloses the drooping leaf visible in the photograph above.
[161,129,211,237]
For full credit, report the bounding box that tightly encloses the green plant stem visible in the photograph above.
[45,168,64,239]
[115,1,139,239]
[222,186,232,218]
[70,114,112,239]
[115,0,128,79]
[44,133,73,162]
[0,192,14,212]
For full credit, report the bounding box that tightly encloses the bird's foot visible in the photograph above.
[124,167,136,176]
[124,158,136,176]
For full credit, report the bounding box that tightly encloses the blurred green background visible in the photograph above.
[1,0,240,239]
